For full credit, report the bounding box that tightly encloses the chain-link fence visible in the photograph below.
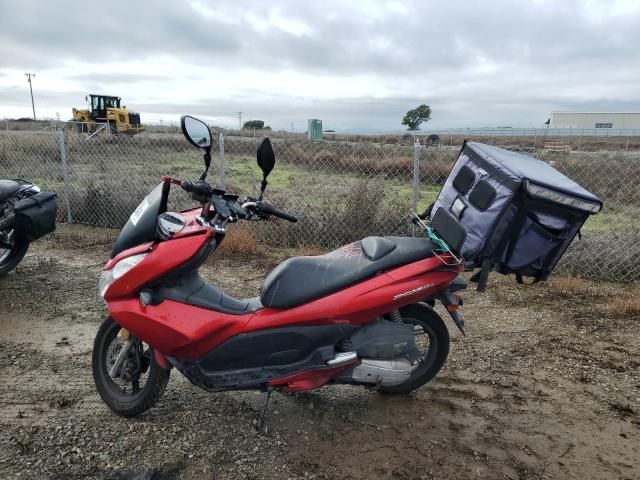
[1,124,638,281]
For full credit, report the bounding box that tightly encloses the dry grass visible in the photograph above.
[549,276,587,295]
[482,274,613,297]
[609,283,640,316]
[216,224,264,257]
[35,256,58,272]
[547,276,611,297]
[610,299,640,316]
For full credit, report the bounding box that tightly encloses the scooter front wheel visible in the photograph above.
[379,303,450,394]
[92,316,170,417]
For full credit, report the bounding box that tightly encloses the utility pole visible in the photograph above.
[24,73,36,120]
[237,112,242,130]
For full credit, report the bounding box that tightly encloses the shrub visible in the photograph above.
[216,224,263,257]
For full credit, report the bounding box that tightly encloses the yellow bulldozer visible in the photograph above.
[72,94,144,135]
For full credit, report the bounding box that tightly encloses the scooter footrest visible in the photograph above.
[327,351,357,365]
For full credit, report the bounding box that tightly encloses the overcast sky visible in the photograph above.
[1,0,639,131]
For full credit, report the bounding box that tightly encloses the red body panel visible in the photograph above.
[108,298,251,357]
[104,230,211,300]
[104,242,154,270]
[108,242,460,360]
[268,361,357,391]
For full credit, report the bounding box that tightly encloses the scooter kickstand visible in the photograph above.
[256,387,273,432]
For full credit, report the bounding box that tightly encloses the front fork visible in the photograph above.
[108,337,135,378]
[110,328,171,376]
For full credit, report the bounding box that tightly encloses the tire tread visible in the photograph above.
[0,241,29,277]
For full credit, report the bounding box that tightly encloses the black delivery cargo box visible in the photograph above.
[429,141,602,290]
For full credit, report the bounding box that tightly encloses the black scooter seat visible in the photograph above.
[260,236,437,309]
[0,179,20,202]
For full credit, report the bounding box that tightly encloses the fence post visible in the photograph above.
[411,139,421,236]
[56,128,73,223]
[219,132,225,188]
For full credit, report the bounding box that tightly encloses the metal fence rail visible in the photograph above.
[1,125,638,282]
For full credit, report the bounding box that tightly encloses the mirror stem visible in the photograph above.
[199,147,212,181]
[259,178,268,200]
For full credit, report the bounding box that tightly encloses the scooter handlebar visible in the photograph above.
[181,180,212,197]
[256,201,298,223]
[181,181,297,224]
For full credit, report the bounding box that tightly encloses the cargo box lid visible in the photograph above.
[466,142,602,212]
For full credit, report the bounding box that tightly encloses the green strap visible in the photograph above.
[412,211,452,253]
[425,226,451,253]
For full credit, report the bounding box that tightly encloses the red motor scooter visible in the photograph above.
[92,115,466,422]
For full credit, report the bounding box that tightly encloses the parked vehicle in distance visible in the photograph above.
[72,94,143,135]
[92,115,467,424]
[0,179,57,276]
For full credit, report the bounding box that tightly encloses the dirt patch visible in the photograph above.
[1,224,639,480]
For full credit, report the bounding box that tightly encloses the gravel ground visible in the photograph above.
[0,224,638,480]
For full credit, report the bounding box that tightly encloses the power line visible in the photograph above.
[24,73,36,120]
[237,111,242,130]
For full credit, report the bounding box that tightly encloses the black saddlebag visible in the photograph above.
[429,142,602,290]
[340,318,420,362]
[14,191,58,241]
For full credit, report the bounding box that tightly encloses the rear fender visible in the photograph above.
[431,277,467,334]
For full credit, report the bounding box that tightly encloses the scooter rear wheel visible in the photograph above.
[92,316,170,417]
[379,303,449,394]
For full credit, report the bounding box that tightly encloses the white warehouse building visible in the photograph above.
[550,112,640,129]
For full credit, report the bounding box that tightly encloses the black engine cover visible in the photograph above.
[339,318,419,362]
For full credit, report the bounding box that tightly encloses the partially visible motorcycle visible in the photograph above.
[0,179,58,276]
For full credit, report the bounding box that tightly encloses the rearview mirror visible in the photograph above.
[256,137,275,178]
[181,115,212,149]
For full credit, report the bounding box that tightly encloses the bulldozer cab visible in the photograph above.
[89,94,121,120]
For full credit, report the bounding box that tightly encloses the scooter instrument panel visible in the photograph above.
[157,212,186,240]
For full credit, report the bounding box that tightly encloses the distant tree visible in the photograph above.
[242,120,265,129]
[402,104,431,131]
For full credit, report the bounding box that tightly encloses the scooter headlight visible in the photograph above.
[98,270,113,298]
[98,253,148,298]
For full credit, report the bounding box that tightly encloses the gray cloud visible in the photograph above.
[66,73,169,83]
[3,0,638,75]
[1,0,639,129]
